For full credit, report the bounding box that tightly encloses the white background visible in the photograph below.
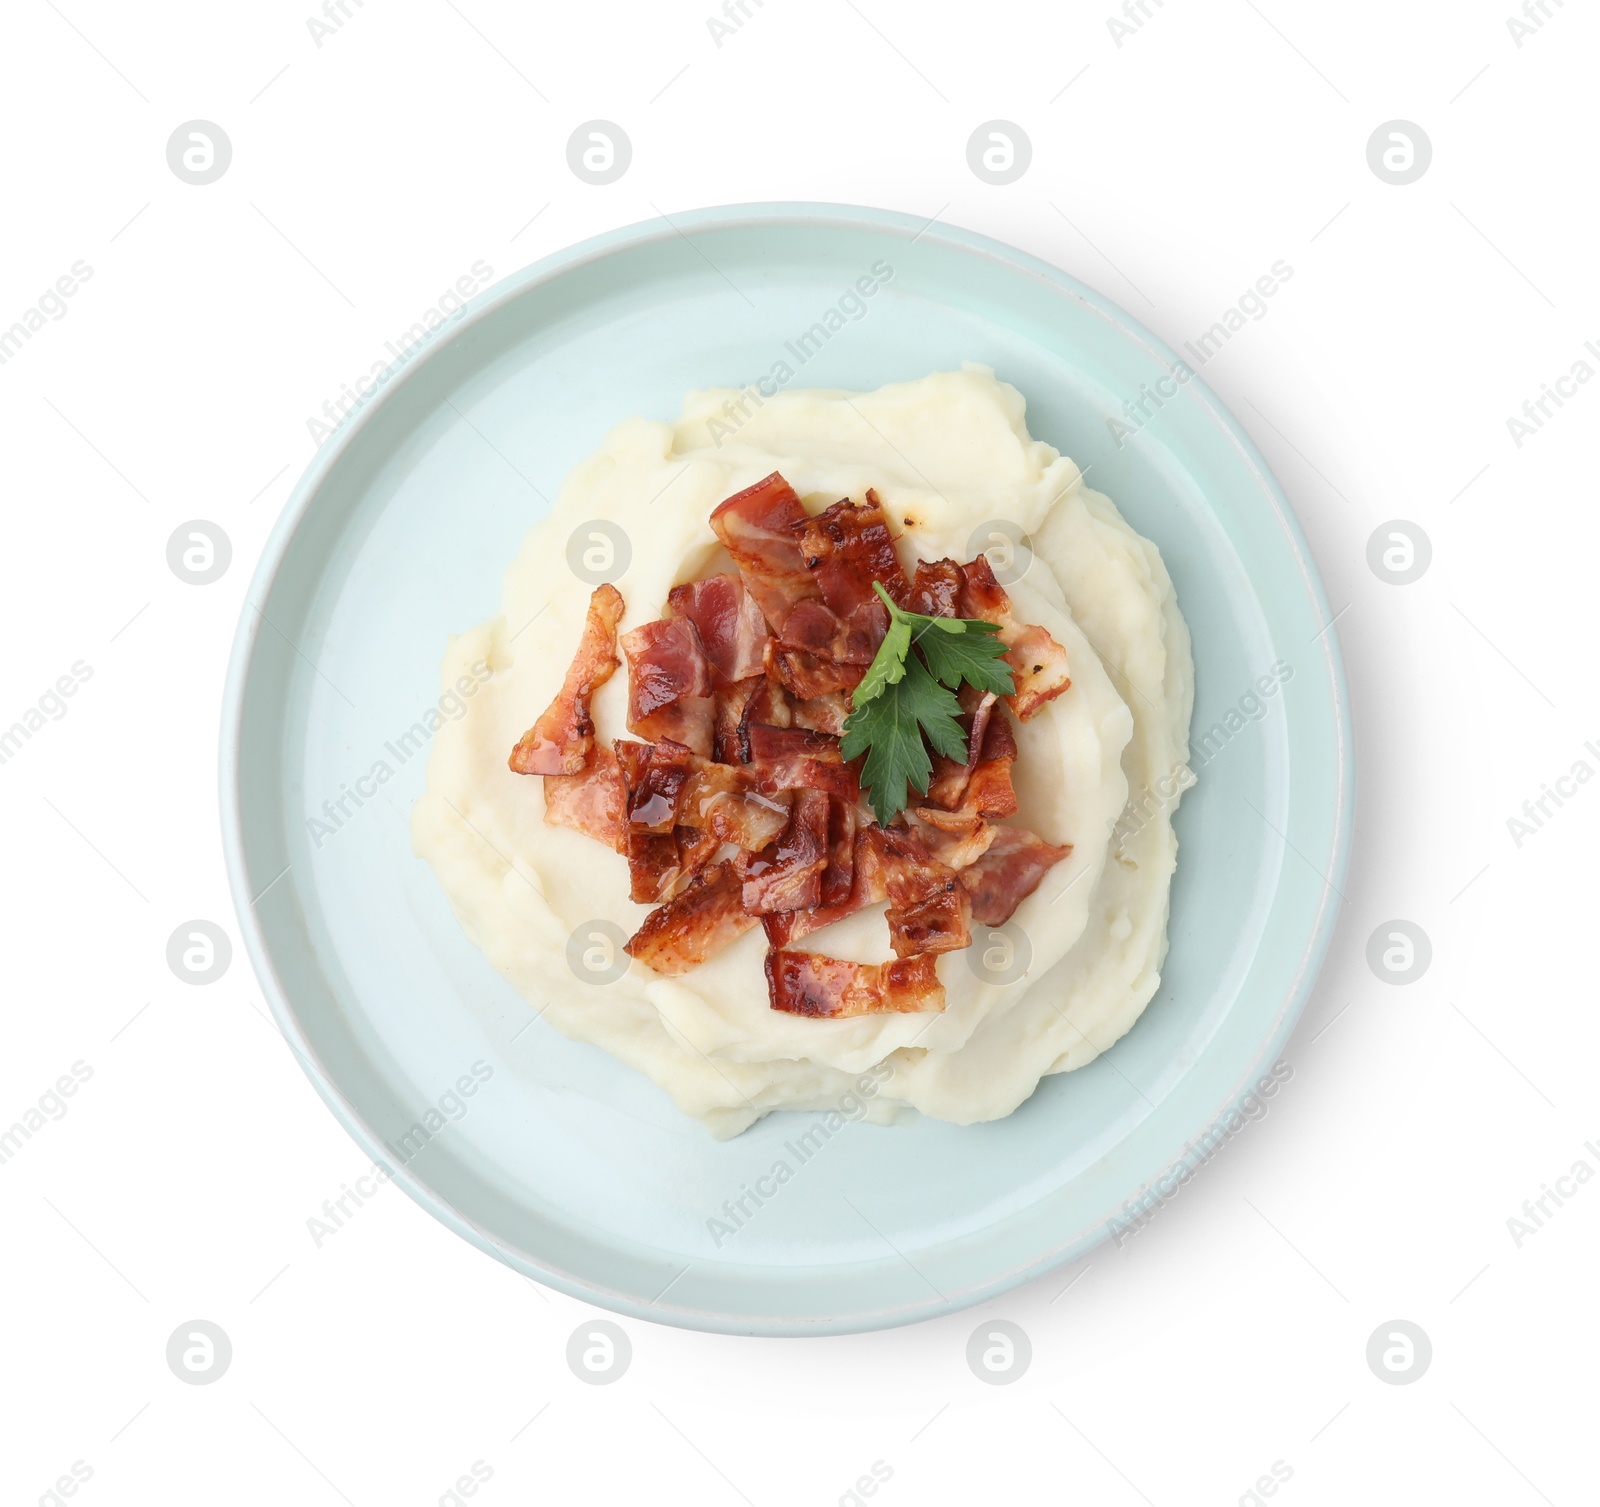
[2,0,1596,1503]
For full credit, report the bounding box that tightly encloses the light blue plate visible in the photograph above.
[222,204,1352,1336]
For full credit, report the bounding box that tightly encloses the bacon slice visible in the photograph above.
[1003,623,1074,722]
[621,618,714,758]
[777,599,883,665]
[913,815,997,870]
[820,797,857,906]
[958,827,1073,926]
[796,492,908,615]
[887,885,971,958]
[924,691,997,809]
[542,745,627,852]
[714,674,790,764]
[619,737,790,851]
[761,827,884,948]
[679,762,792,851]
[709,472,818,631]
[765,949,944,1018]
[791,691,849,736]
[917,711,1019,829]
[764,639,865,700]
[957,556,1071,722]
[509,584,624,775]
[618,738,695,834]
[667,573,770,684]
[625,861,760,976]
[746,723,861,804]
[737,789,829,914]
[614,740,688,902]
[903,557,964,617]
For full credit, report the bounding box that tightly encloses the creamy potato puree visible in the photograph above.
[414,368,1194,1137]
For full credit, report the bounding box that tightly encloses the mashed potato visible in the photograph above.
[413,367,1194,1136]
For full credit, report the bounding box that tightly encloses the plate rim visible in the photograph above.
[220,200,1355,1335]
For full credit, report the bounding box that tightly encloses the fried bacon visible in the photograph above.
[765,949,944,1018]
[887,885,971,958]
[509,584,624,775]
[791,691,849,736]
[714,674,790,764]
[746,723,862,804]
[957,556,1071,722]
[709,471,818,631]
[777,598,882,665]
[621,618,715,758]
[916,711,1019,829]
[796,492,909,615]
[618,737,694,833]
[624,862,760,976]
[903,557,964,617]
[737,789,830,914]
[667,573,770,684]
[542,745,627,852]
[958,827,1073,926]
[820,797,857,907]
[912,815,997,870]
[761,827,883,948]
[764,639,865,700]
[619,737,790,852]
[522,471,1078,1007]
[679,763,792,851]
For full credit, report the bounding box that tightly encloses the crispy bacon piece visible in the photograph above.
[618,738,695,833]
[957,553,1012,621]
[777,599,883,665]
[667,573,770,684]
[737,789,829,914]
[917,712,1019,829]
[957,557,1071,723]
[746,723,861,804]
[675,825,722,881]
[614,740,690,901]
[765,949,944,1018]
[913,815,997,869]
[1003,623,1073,722]
[791,691,849,736]
[764,640,866,700]
[888,885,971,958]
[679,763,792,851]
[542,745,627,852]
[714,675,790,764]
[625,829,686,904]
[761,828,884,947]
[796,492,909,615]
[958,827,1073,926]
[857,824,955,906]
[709,472,818,631]
[619,737,790,850]
[854,824,970,959]
[621,618,714,758]
[903,557,964,617]
[820,798,857,906]
[625,861,760,975]
[924,691,997,809]
[509,584,624,775]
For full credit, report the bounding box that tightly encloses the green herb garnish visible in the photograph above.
[840,583,1015,823]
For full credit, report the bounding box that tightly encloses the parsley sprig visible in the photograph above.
[840,582,1015,824]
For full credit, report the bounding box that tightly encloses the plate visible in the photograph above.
[222,203,1352,1335]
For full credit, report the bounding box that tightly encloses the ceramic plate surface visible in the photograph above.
[222,203,1352,1336]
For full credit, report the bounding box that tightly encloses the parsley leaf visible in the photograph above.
[842,581,1018,823]
[841,655,966,824]
[914,617,1012,695]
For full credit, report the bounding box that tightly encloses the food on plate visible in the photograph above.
[414,367,1194,1136]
